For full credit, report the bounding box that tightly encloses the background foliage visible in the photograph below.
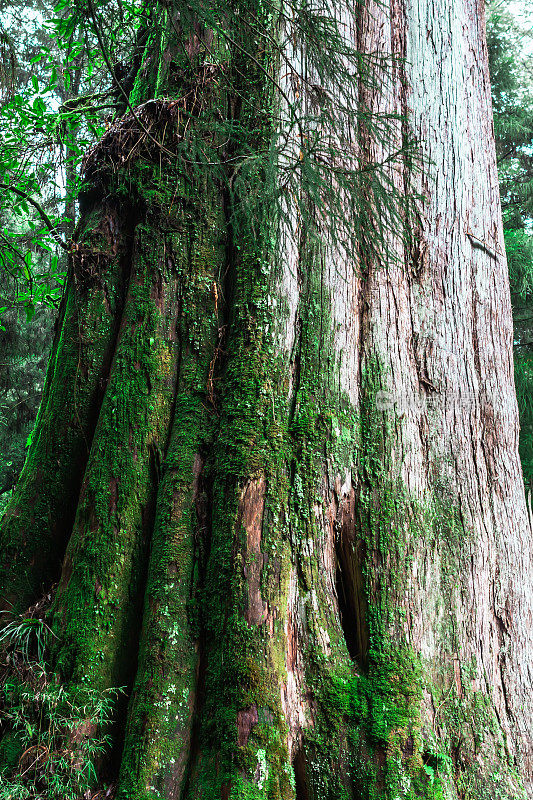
[487,1,533,488]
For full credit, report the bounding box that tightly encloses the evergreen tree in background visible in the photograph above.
[487,3,533,487]
[0,299,50,509]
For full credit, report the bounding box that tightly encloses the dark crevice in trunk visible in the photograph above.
[82,203,139,410]
[335,527,369,672]
[159,245,185,468]
[179,630,207,800]
[52,204,138,557]
[31,204,139,610]
[180,458,214,800]
[104,408,166,784]
[293,745,311,800]
[105,224,190,779]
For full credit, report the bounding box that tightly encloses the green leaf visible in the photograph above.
[23,252,32,279]
[32,97,44,115]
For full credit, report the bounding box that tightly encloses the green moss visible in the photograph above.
[0,204,132,613]
[182,69,297,795]
[1,4,521,798]
[49,166,225,689]
[50,222,178,690]
[116,177,225,800]
[283,348,526,800]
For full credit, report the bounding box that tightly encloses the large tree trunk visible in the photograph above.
[1,0,533,798]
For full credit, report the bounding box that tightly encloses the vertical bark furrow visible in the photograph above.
[184,264,298,796]
[0,202,135,614]
[51,218,184,693]
[116,185,225,799]
[179,16,307,795]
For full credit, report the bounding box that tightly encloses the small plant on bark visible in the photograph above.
[0,596,121,800]
[0,677,122,800]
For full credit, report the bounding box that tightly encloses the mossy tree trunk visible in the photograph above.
[2,0,533,799]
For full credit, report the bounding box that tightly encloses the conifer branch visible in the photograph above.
[0,184,69,250]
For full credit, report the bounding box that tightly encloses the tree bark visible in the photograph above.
[1,0,533,799]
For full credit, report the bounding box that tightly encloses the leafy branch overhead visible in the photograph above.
[0,0,417,323]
